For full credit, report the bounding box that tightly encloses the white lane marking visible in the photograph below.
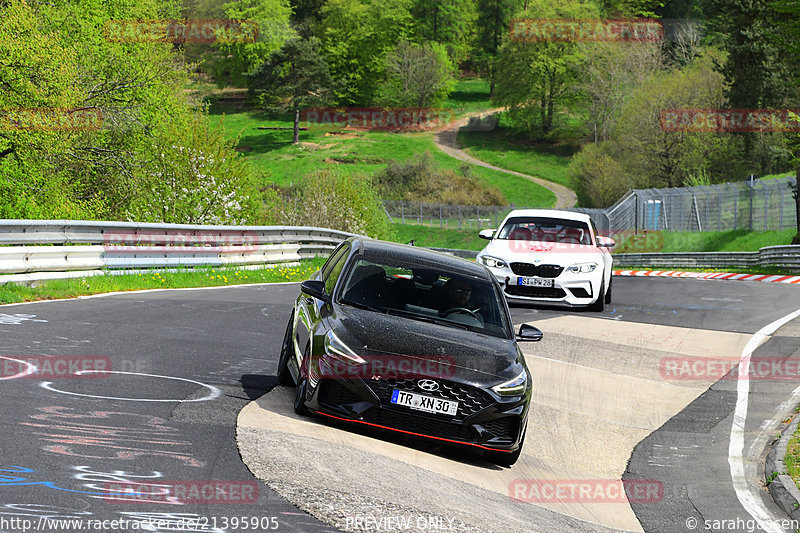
[0,356,37,380]
[40,371,222,402]
[0,313,47,324]
[729,307,800,533]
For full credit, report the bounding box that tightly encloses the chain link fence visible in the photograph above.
[384,175,798,235]
[382,201,512,230]
[602,175,798,233]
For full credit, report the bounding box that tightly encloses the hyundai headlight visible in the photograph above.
[324,330,366,364]
[491,369,527,396]
[481,255,508,269]
[567,262,597,273]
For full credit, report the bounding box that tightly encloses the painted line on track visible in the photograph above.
[614,270,800,284]
[729,307,800,533]
[40,371,222,402]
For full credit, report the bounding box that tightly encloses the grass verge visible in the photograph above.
[392,223,486,251]
[204,81,555,208]
[457,116,578,190]
[786,415,800,490]
[0,259,326,305]
[613,229,797,253]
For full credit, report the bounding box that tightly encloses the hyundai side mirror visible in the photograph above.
[300,280,329,302]
[479,229,495,240]
[517,323,543,342]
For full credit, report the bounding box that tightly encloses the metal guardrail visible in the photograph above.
[613,245,800,271]
[0,220,358,285]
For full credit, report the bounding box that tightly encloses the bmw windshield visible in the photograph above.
[497,216,593,245]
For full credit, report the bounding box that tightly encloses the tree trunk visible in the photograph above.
[293,105,300,144]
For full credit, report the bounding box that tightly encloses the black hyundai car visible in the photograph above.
[276,237,541,466]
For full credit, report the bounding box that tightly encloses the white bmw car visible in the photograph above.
[476,209,615,311]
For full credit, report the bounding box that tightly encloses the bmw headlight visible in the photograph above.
[567,262,597,273]
[324,330,366,364]
[481,255,508,269]
[491,369,527,396]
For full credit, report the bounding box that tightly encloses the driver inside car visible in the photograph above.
[439,278,484,325]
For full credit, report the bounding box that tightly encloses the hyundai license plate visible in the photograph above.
[518,277,554,288]
[391,389,458,416]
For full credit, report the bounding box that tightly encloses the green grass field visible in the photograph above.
[392,223,486,251]
[391,225,798,254]
[203,80,556,208]
[457,115,578,189]
[631,229,798,252]
[0,260,325,305]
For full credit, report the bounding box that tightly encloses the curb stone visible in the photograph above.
[766,411,800,523]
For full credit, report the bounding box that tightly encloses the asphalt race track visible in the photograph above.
[1,277,799,532]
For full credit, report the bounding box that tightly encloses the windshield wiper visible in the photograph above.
[384,308,469,330]
[339,299,386,313]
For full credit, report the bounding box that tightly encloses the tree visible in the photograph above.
[378,42,456,110]
[771,1,800,239]
[248,37,335,143]
[473,0,522,96]
[579,41,662,143]
[0,0,258,223]
[703,0,789,163]
[188,0,295,87]
[410,0,476,65]
[493,0,599,138]
[568,142,633,208]
[613,51,734,188]
[599,0,664,16]
[317,0,415,105]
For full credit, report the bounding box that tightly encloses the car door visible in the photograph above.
[293,242,351,373]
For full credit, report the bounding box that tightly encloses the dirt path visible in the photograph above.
[434,109,578,208]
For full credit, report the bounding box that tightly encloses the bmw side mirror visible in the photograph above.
[479,229,495,240]
[300,280,329,302]
[596,236,616,248]
[517,323,543,342]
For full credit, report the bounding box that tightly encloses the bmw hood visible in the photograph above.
[479,239,605,267]
[329,305,524,387]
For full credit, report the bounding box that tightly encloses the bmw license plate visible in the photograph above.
[518,277,554,288]
[391,389,458,416]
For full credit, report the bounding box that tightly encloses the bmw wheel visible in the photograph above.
[589,280,605,312]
